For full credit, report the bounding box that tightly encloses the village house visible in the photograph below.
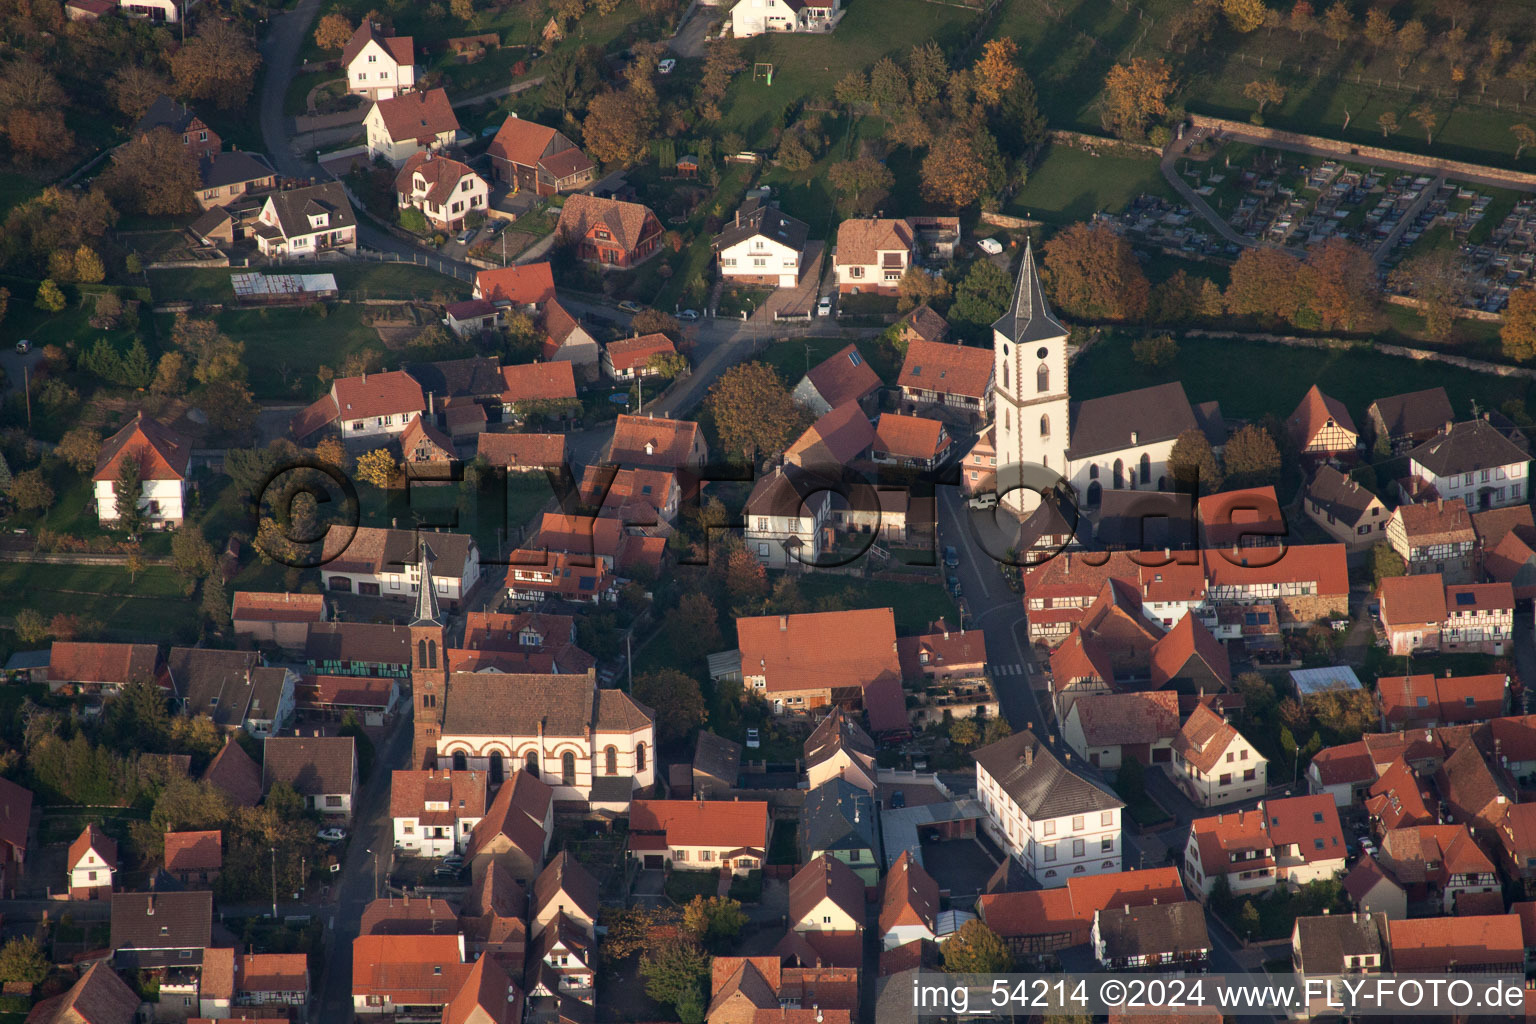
[578,465,681,524]
[203,738,262,809]
[557,194,663,267]
[1435,742,1512,837]
[93,412,190,528]
[531,851,600,940]
[352,933,471,1017]
[1197,485,1286,550]
[304,622,412,679]
[896,622,987,685]
[714,195,808,288]
[601,333,677,381]
[789,855,864,934]
[164,830,222,887]
[961,425,996,496]
[134,96,217,155]
[263,735,358,819]
[525,912,595,1008]
[833,218,914,295]
[234,952,310,1010]
[486,116,595,195]
[896,304,950,350]
[1292,911,1388,1016]
[500,361,578,418]
[252,181,357,259]
[291,369,426,441]
[343,21,415,100]
[110,890,213,1010]
[541,300,601,380]
[737,608,900,717]
[1401,419,1530,510]
[400,414,455,468]
[1183,807,1271,898]
[195,151,276,210]
[878,851,939,950]
[168,648,296,737]
[729,0,842,36]
[67,823,117,900]
[1170,704,1268,807]
[792,344,882,418]
[973,729,1123,888]
[477,432,567,473]
[977,867,1185,956]
[391,769,489,857]
[1060,690,1179,772]
[800,777,879,884]
[47,641,167,694]
[1091,902,1210,971]
[784,402,875,472]
[463,770,553,884]
[1342,855,1407,920]
[1388,914,1523,974]
[1378,823,1500,913]
[364,88,460,167]
[1377,573,1447,656]
[1379,673,1508,730]
[318,528,480,608]
[804,707,878,793]
[1377,573,1514,656]
[1302,465,1390,548]
[1368,387,1455,453]
[870,413,951,470]
[743,465,835,570]
[232,592,327,651]
[627,799,769,874]
[1287,384,1360,461]
[1362,757,1435,832]
[473,262,556,307]
[395,151,487,232]
[26,962,140,1024]
[1387,497,1476,582]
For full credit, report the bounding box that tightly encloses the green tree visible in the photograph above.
[0,936,49,985]
[115,455,144,536]
[172,523,217,594]
[9,468,54,513]
[682,895,747,950]
[1168,428,1223,492]
[949,717,981,747]
[942,919,1014,973]
[1223,424,1282,489]
[633,669,707,745]
[1239,900,1260,938]
[34,278,66,313]
[73,245,105,284]
[1370,541,1406,586]
[201,574,231,632]
[1132,333,1178,368]
[640,939,710,1022]
[13,608,47,645]
[950,259,1012,338]
[56,426,101,473]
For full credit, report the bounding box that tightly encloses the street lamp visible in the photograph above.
[367,847,379,900]
[269,846,277,919]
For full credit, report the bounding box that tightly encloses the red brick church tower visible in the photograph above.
[410,540,446,769]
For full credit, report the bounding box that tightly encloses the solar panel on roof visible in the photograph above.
[1455,592,1476,605]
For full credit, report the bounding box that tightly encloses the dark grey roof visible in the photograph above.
[262,735,356,797]
[134,95,200,136]
[406,356,504,400]
[804,706,876,770]
[168,647,261,727]
[992,240,1067,345]
[972,730,1123,819]
[1066,382,1199,461]
[264,182,356,239]
[412,540,441,627]
[1407,420,1529,477]
[1095,490,1196,551]
[305,622,411,666]
[188,205,232,241]
[1368,388,1453,439]
[1016,492,1079,551]
[198,150,274,189]
[1293,912,1386,973]
[1304,466,1382,526]
[1095,902,1209,959]
[713,197,809,253]
[693,731,743,785]
[111,891,212,968]
[799,777,878,857]
[589,775,634,802]
[745,464,837,519]
[1193,400,1227,447]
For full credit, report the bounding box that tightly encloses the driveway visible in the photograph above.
[668,0,714,59]
[0,343,44,398]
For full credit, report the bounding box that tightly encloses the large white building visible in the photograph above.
[973,729,1123,888]
[1402,420,1529,511]
[93,413,190,529]
[389,769,487,857]
[714,196,807,289]
[992,243,1220,514]
[728,0,841,37]
[342,21,416,101]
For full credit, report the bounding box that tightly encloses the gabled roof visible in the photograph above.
[1434,742,1509,827]
[1067,690,1179,748]
[693,731,743,784]
[341,21,414,68]
[24,961,140,1024]
[500,361,577,404]
[803,344,881,409]
[715,197,809,254]
[1369,387,1453,439]
[992,239,1066,345]
[1379,673,1507,726]
[395,150,477,207]
[607,414,701,469]
[972,729,1123,818]
[199,150,274,189]
[350,933,469,1007]
[465,768,552,861]
[895,624,987,678]
[1472,504,1535,551]
[261,735,356,797]
[737,608,900,696]
[443,952,520,1024]
[1149,613,1230,689]
[487,117,586,175]
[1190,807,1272,875]
[94,413,190,482]
[1304,465,1383,524]
[360,895,459,936]
[804,706,876,772]
[1363,757,1433,830]
[168,647,261,724]
[110,891,212,954]
[237,952,308,995]
[1197,485,1285,548]
[896,339,992,401]
[261,182,355,239]
[785,402,874,469]
[203,737,262,808]
[1067,382,1198,461]
[629,799,768,850]
[1173,703,1247,775]
[0,777,31,856]
[873,413,948,461]
[477,432,566,469]
[801,777,877,855]
[400,414,454,463]
[1293,912,1385,972]
[1408,420,1529,477]
[371,87,458,143]
[1483,529,1536,599]
[557,194,660,252]
[1342,853,1401,904]
[604,333,675,373]
[474,262,555,306]
[1094,901,1209,959]
[69,823,117,872]
[1287,384,1357,447]
[134,95,205,137]
[897,304,948,345]
[531,850,599,923]
[787,855,864,926]
[1387,914,1522,971]
[1394,498,1474,546]
[331,369,425,421]
[1264,793,1345,864]
[49,641,163,688]
[164,830,221,873]
[1378,573,1447,627]
[231,592,325,624]
[389,769,489,822]
[878,850,938,936]
[834,218,913,266]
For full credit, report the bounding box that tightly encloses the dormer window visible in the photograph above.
[309,213,329,229]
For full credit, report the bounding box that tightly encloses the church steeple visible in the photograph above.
[992,239,1067,345]
[411,538,442,627]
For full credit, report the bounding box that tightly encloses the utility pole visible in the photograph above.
[269,846,277,919]
[626,632,633,693]
[22,363,31,432]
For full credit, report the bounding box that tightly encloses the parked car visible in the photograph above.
[617,300,643,313]
[967,492,998,510]
[442,854,464,869]
[977,238,1004,255]
[943,546,959,569]
[677,309,700,321]
[890,790,905,808]
[816,295,832,317]
[658,58,677,74]
[745,727,760,749]
[480,124,499,137]
[14,340,30,354]
[457,227,475,244]
[433,865,462,880]
[317,827,347,842]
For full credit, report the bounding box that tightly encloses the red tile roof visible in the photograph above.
[231,592,325,624]
[1198,485,1285,547]
[1378,573,1448,628]
[332,370,426,421]
[878,851,938,935]
[628,799,769,851]
[604,333,675,373]
[1068,690,1179,747]
[608,414,702,469]
[500,361,577,404]
[835,218,913,267]
[289,393,340,439]
[351,933,470,1006]
[1148,613,1230,689]
[48,642,162,688]
[897,339,993,400]
[1287,384,1357,449]
[1395,498,1474,546]
[477,432,566,469]
[474,262,555,305]
[1482,530,1536,600]
[1264,793,1345,864]
[873,413,949,461]
[341,21,414,68]
[442,954,520,1024]
[297,675,396,709]
[395,150,478,206]
[1309,741,1377,787]
[787,855,865,928]
[737,608,901,695]
[557,194,660,254]
[1445,581,1514,614]
[1190,807,1273,877]
[785,401,875,468]
[1202,543,1349,595]
[1172,704,1245,775]
[371,88,459,143]
[93,413,190,482]
[895,625,987,678]
[1363,757,1434,830]
[68,823,116,872]
[164,830,222,872]
[389,769,489,821]
[237,953,308,994]
[1387,914,1522,971]
[804,344,881,408]
[977,867,1183,946]
[1380,673,1507,726]
[487,117,577,172]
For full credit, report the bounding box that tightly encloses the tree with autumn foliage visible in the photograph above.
[1040,222,1150,321]
[920,123,1002,208]
[1502,287,1536,362]
[172,20,262,110]
[1288,1,1316,38]
[828,156,894,216]
[1388,249,1467,338]
[1222,0,1267,33]
[726,545,769,606]
[1243,79,1285,119]
[1225,247,1304,323]
[314,13,354,50]
[4,108,70,166]
[110,66,172,120]
[706,362,809,463]
[1302,237,1377,331]
[1100,58,1174,140]
[1169,428,1224,492]
[583,89,656,168]
[971,38,1020,108]
[632,669,706,744]
[1321,1,1353,48]
[101,128,200,216]
[1223,424,1282,489]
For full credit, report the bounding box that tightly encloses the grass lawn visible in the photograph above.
[793,575,957,635]
[0,170,41,218]
[0,563,200,643]
[37,807,147,846]
[285,69,346,117]
[207,305,386,402]
[146,264,470,303]
[719,0,981,148]
[1008,143,1175,224]
[664,869,721,902]
[354,472,555,553]
[1070,333,1535,429]
[761,335,899,386]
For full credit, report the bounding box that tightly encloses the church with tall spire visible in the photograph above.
[990,241,1221,514]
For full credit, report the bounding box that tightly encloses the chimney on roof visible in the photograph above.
[1322,907,1330,915]
[779,615,788,631]
[429,392,435,415]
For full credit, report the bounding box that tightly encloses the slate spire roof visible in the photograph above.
[412,539,441,627]
[992,239,1066,344]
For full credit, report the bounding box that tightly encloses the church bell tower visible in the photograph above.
[410,539,447,769]
[992,240,1070,515]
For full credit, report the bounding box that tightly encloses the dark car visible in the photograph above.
[943,546,959,569]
